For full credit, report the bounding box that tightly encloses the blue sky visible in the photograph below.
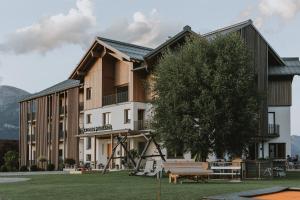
[0,0,300,134]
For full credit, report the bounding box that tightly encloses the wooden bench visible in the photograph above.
[163,161,213,184]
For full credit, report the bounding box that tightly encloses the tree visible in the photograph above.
[152,33,259,160]
[210,34,259,157]
[3,150,19,171]
[152,36,215,161]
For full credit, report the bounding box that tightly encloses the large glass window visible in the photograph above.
[269,143,286,159]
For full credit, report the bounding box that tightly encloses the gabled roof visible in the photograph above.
[269,57,300,76]
[20,79,80,102]
[97,37,153,61]
[203,19,285,66]
[144,25,198,59]
[203,19,252,39]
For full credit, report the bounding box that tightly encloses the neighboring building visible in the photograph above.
[19,19,300,169]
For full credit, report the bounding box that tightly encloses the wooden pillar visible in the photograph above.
[63,92,67,159]
[110,134,113,169]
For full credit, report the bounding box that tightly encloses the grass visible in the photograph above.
[1,172,300,200]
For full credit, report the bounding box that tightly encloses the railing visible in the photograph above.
[27,112,36,121]
[268,124,280,137]
[59,130,64,139]
[59,106,67,115]
[102,91,128,106]
[134,120,152,130]
[27,134,36,142]
[79,102,84,111]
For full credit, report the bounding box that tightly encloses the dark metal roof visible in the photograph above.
[269,57,300,76]
[97,37,153,61]
[202,19,285,66]
[144,25,198,59]
[20,79,80,102]
[203,19,252,39]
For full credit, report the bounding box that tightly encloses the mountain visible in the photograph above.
[291,135,300,156]
[0,85,30,140]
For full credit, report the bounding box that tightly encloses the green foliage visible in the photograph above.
[64,158,75,166]
[3,150,18,171]
[30,165,38,171]
[153,33,259,160]
[19,165,28,172]
[47,163,55,171]
[0,165,8,172]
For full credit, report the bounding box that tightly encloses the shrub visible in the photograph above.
[0,165,8,172]
[30,165,38,171]
[19,165,28,172]
[64,158,75,167]
[47,163,55,171]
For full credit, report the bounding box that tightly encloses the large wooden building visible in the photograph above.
[19,20,300,169]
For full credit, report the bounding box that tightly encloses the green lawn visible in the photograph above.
[1,172,300,200]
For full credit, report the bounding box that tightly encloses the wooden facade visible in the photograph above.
[19,87,81,169]
[240,25,269,137]
[268,77,292,106]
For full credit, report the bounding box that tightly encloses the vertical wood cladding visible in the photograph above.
[19,102,28,166]
[268,78,292,106]
[51,94,59,169]
[67,87,79,164]
[241,25,268,137]
[36,97,48,168]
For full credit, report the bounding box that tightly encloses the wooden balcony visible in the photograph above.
[102,91,128,106]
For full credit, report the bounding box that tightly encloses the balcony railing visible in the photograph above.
[59,130,64,139]
[79,102,84,111]
[27,134,36,142]
[268,124,280,137]
[134,120,152,130]
[27,112,36,121]
[102,91,128,106]
[59,106,67,115]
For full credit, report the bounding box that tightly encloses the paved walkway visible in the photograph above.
[0,171,69,176]
[0,177,31,183]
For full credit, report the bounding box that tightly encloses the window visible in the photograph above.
[268,112,275,125]
[103,112,111,125]
[124,109,131,124]
[59,149,63,158]
[86,87,91,100]
[86,114,92,124]
[269,143,286,159]
[86,154,91,162]
[86,137,91,150]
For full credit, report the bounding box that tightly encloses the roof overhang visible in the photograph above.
[69,38,131,79]
[269,57,300,77]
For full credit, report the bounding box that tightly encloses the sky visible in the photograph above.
[0,0,299,134]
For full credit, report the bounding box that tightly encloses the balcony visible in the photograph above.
[59,106,67,115]
[134,120,152,130]
[27,134,36,142]
[59,130,65,140]
[102,91,128,106]
[27,112,36,121]
[268,124,280,138]
[79,102,84,111]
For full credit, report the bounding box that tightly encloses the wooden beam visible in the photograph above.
[152,136,166,162]
[117,136,136,168]
[91,47,106,58]
[94,135,97,169]
[134,137,152,173]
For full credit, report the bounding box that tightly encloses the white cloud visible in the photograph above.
[101,9,182,48]
[238,0,300,29]
[0,0,96,54]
